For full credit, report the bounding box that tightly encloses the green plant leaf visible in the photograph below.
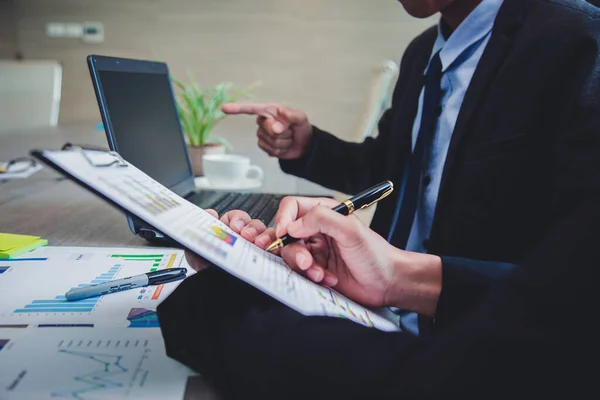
[172,78,187,93]
[171,75,260,148]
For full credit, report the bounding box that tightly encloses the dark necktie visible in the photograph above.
[390,52,444,249]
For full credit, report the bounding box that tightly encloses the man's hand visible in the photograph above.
[221,102,313,160]
[184,209,277,272]
[275,197,443,316]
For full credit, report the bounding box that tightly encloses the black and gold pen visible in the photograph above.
[265,180,394,252]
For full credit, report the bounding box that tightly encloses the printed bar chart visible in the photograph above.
[98,176,180,216]
[13,264,122,314]
[111,253,167,272]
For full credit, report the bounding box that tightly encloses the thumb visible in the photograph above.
[278,107,307,127]
[267,107,305,134]
[266,118,287,135]
[286,206,360,245]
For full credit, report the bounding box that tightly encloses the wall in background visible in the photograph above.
[8,0,435,140]
[0,0,17,59]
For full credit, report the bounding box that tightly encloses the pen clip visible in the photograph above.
[358,183,394,211]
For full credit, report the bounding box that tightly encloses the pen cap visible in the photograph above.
[347,180,394,212]
[148,268,187,285]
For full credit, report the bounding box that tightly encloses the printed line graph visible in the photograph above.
[50,341,151,400]
[51,350,129,399]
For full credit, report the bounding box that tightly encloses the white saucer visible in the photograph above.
[194,177,263,191]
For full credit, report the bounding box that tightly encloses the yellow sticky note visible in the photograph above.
[0,233,48,259]
[0,233,41,251]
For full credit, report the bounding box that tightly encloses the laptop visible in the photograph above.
[87,54,288,243]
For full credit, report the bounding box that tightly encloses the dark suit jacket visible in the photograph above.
[279,0,600,326]
[157,0,600,398]
[157,194,599,399]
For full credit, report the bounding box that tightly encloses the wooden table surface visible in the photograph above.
[0,124,331,246]
[0,123,335,399]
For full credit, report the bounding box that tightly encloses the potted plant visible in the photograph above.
[172,74,258,176]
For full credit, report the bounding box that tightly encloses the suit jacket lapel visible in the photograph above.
[435,0,527,213]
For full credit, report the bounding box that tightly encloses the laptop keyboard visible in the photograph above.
[209,193,285,226]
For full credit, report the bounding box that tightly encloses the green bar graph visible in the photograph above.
[110,254,163,263]
[111,254,163,258]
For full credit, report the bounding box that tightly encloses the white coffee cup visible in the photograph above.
[202,154,264,187]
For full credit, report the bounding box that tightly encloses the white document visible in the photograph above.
[0,161,42,180]
[0,246,191,327]
[0,327,195,400]
[35,149,400,331]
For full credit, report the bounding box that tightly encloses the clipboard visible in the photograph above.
[31,143,171,243]
[31,144,400,332]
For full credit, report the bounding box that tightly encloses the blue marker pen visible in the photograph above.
[65,268,187,301]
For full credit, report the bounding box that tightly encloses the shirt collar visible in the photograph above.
[429,0,504,72]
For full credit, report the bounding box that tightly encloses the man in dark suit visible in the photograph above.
[158,192,599,399]
[220,0,600,333]
[156,0,600,398]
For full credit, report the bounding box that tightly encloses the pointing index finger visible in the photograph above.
[221,102,279,118]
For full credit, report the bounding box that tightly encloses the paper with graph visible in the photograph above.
[0,246,191,327]
[0,327,194,399]
[34,149,399,332]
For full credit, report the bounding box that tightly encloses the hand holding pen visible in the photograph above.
[258,180,438,311]
[266,181,394,252]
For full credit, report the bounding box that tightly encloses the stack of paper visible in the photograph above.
[0,232,48,259]
[0,160,43,180]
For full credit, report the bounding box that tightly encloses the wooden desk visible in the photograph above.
[0,124,330,246]
[0,123,334,399]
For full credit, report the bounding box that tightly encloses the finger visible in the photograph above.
[278,107,308,127]
[220,210,252,232]
[281,242,315,271]
[204,209,219,219]
[257,125,294,140]
[254,228,277,249]
[274,196,341,237]
[184,250,209,272]
[280,242,305,275]
[257,128,294,149]
[221,102,279,117]
[256,115,266,126]
[256,116,294,139]
[264,117,288,134]
[281,243,337,285]
[322,270,339,287]
[240,219,267,242]
[305,266,327,283]
[224,102,306,135]
[306,235,330,271]
[250,105,304,135]
[286,206,362,246]
[258,138,283,157]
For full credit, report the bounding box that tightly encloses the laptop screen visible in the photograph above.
[95,69,193,192]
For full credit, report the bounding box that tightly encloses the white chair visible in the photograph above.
[335,60,399,225]
[356,60,399,141]
[0,60,62,132]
